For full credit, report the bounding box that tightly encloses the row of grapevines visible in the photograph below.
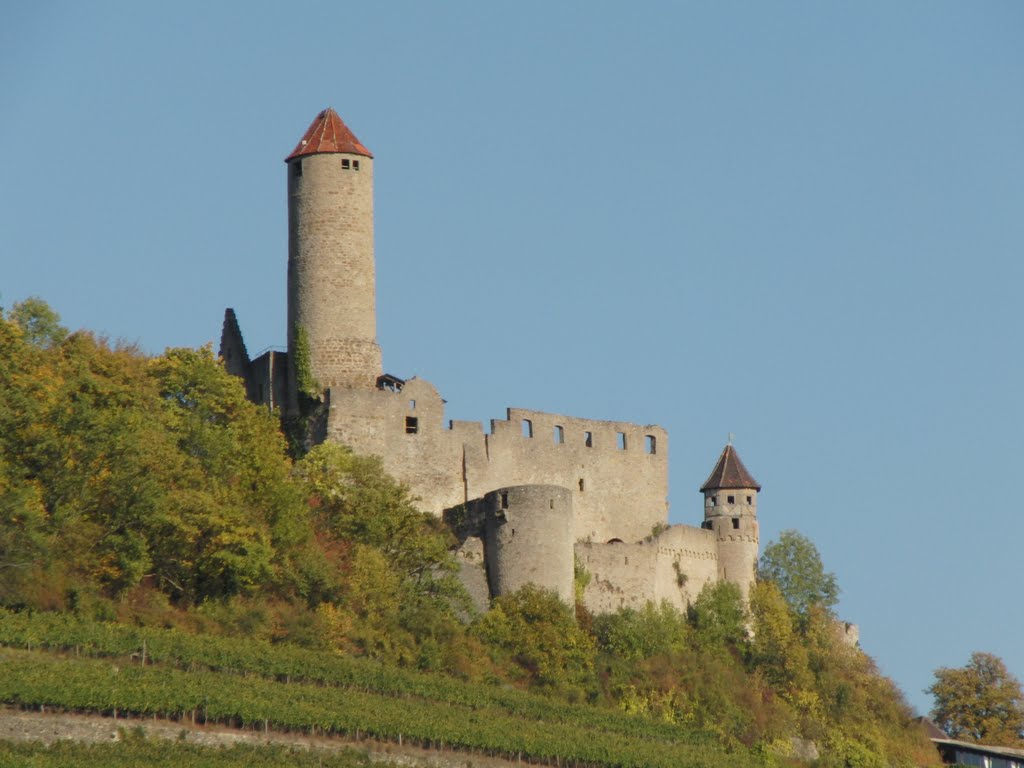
[0,738,377,768]
[0,648,764,768]
[0,609,710,746]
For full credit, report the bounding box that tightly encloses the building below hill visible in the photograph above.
[221,108,763,614]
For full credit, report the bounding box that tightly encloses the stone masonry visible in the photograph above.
[220,108,763,615]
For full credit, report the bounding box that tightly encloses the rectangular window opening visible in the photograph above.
[409,399,416,410]
[645,435,657,454]
[521,419,533,438]
[584,431,593,447]
[554,425,564,444]
[727,495,735,504]
[746,496,752,504]
[578,478,585,492]
[501,492,509,509]
[616,431,627,450]
[353,159,360,171]
[732,518,740,530]
[341,158,351,169]
[405,416,418,434]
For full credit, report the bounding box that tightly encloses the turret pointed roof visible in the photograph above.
[286,108,373,161]
[700,444,761,492]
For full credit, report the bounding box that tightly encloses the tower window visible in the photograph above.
[732,518,740,530]
[409,399,416,410]
[578,478,585,492]
[292,161,302,177]
[617,432,627,450]
[727,495,735,504]
[501,492,509,509]
[746,496,752,504]
[341,158,351,169]
[405,416,418,434]
[584,431,593,447]
[711,496,717,504]
[645,435,657,454]
[521,419,533,438]
[353,159,360,170]
[554,425,564,444]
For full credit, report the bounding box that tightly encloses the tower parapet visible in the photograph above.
[286,109,382,406]
[701,443,761,602]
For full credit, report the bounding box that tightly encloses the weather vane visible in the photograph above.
[727,432,735,446]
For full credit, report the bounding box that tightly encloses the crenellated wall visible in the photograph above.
[325,378,668,544]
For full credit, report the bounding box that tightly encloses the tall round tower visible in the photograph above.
[285,108,382,406]
[701,443,761,602]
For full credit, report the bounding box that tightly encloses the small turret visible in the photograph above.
[701,443,760,602]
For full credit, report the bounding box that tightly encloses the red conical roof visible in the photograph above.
[286,108,373,161]
[700,444,761,492]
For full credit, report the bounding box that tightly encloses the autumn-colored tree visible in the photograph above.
[928,652,1024,746]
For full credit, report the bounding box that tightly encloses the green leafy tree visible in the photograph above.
[7,296,68,348]
[758,529,839,617]
[687,580,748,651]
[592,601,689,662]
[928,652,1024,746]
[473,585,596,697]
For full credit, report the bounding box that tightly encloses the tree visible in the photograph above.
[687,581,749,651]
[758,529,839,617]
[928,652,1024,746]
[473,585,597,696]
[7,296,67,348]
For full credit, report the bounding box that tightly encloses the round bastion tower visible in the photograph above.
[701,443,761,603]
[285,108,382,408]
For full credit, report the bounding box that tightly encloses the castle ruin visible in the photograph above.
[220,108,762,614]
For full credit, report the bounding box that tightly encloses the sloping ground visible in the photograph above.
[0,706,523,768]
[0,647,760,768]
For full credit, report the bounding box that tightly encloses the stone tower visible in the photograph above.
[701,443,761,602]
[285,108,382,408]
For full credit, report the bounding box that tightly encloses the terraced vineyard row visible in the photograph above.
[0,609,707,746]
[0,739,376,768]
[0,648,763,768]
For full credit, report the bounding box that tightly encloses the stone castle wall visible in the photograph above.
[576,523,720,614]
[325,378,668,545]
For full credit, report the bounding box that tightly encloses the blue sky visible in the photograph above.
[3,2,1022,716]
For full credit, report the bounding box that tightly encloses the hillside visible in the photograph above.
[0,300,940,766]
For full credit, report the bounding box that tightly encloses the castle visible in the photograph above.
[220,108,761,615]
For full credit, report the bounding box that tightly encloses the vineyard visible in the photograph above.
[0,611,767,768]
[0,737,378,768]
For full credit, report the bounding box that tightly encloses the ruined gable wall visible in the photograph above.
[325,379,468,514]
